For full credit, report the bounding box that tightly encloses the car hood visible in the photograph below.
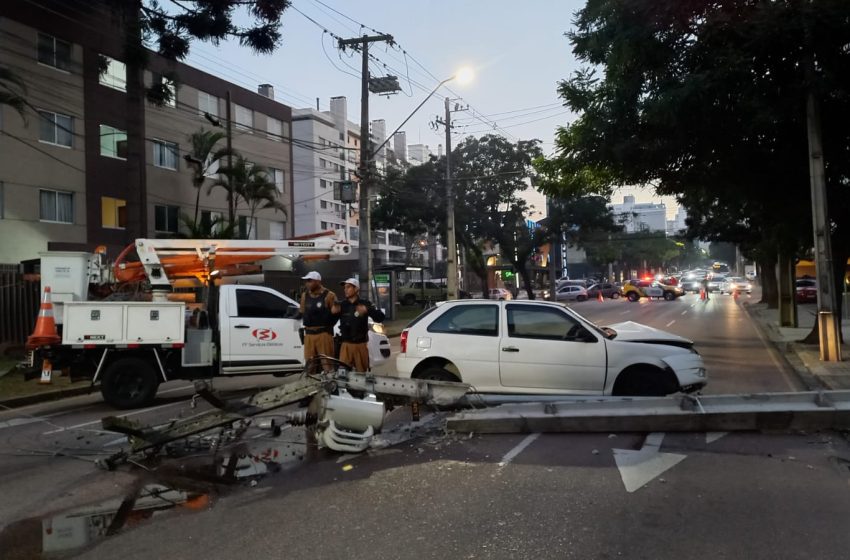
[605,321,694,348]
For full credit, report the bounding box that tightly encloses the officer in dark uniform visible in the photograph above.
[332,277,385,371]
[299,271,337,372]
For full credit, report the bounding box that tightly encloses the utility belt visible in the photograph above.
[304,326,333,335]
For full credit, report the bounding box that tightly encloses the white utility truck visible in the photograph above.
[33,236,390,408]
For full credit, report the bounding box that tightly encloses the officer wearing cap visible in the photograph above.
[300,271,337,372]
[332,277,385,371]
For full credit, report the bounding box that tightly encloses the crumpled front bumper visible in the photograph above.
[662,353,708,391]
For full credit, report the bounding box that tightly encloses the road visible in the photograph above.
[1,291,849,559]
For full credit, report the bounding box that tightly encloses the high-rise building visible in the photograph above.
[610,195,667,233]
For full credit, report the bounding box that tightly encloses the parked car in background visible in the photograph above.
[555,284,589,302]
[399,280,446,306]
[719,277,753,294]
[396,300,707,397]
[706,274,727,292]
[796,279,817,303]
[586,283,621,299]
[489,288,513,300]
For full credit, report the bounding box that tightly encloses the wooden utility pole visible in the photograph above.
[338,34,393,299]
[225,90,234,230]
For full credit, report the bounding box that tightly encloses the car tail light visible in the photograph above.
[400,329,409,354]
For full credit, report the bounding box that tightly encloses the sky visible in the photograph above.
[184,0,678,218]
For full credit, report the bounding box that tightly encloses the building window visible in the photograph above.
[99,56,126,91]
[201,210,224,234]
[38,111,73,147]
[99,125,127,159]
[319,158,327,169]
[238,216,257,239]
[101,197,126,229]
[159,76,176,108]
[198,90,218,117]
[39,189,74,223]
[37,33,71,71]
[152,139,178,170]
[267,117,282,141]
[320,179,330,189]
[320,200,328,209]
[269,221,285,240]
[155,204,179,233]
[233,103,252,131]
[269,167,285,193]
[349,227,359,241]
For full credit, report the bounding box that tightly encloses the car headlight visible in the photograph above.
[371,323,385,335]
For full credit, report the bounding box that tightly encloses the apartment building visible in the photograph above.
[610,195,668,233]
[0,2,294,264]
[291,96,407,266]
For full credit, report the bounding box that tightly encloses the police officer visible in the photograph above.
[332,278,385,372]
[299,271,337,372]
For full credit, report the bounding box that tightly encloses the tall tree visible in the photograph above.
[213,156,284,238]
[550,0,850,327]
[186,128,228,225]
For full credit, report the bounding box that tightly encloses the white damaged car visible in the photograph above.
[396,300,706,397]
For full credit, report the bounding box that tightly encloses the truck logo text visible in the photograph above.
[251,328,278,341]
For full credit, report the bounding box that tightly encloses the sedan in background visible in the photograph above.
[796,279,817,303]
[719,277,753,294]
[586,283,622,299]
[555,284,589,302]
[707,274,727,292]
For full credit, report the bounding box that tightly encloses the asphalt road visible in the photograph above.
[2,290,849,559]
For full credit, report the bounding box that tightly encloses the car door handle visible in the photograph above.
[501,346,520,352]
[234,324,251,329]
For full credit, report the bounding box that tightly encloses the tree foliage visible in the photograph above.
[551,0,850,316]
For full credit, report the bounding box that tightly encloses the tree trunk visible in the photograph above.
[516,263,535,300]
[760,253,778,308]
[801,242,848,344]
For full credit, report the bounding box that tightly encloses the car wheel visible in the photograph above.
[100,357,160,409]
[611,292,620,299]
[417,367,459,382]
[627,292,639,302]
[576,295,587,302]
[402,293,417,306]
[663,292,675,301]
[612,366,678,397]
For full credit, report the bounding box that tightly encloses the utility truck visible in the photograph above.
[31,235,390,409]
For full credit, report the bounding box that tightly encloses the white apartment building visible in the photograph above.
[407,144,433,166]
[610,195,667,233]
[291,96,407,265]
[666,206,688,236]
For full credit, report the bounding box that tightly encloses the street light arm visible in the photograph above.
[369,77,454,160]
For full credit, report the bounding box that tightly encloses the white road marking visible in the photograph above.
[620,310,631,316]
[498,433,541,467]
[158,384,195,395]
[706,432,728,444]
[612,432,687,493]
[681,310,688,316]
[665,320,676,327]
[42,400,186,435]
[0,417,42,430]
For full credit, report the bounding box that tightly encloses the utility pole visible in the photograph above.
[225,90,234,232]
[338,34,394,299]
[435,99,467,300]
[803,15,842,361]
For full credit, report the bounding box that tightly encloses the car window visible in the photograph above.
[236,289,292,319]
[427,305,499,336]
[405,306,439,329]
[796,280,815,287]
[506,304,581,341]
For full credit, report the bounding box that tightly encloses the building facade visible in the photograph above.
[291,96,407,266]
[610,195,667,233]
[0,2,294,264]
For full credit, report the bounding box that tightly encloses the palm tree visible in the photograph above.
[178,212,236,239]
[211,155,286,239]
[0,66,27,119]
[185,128,227,225]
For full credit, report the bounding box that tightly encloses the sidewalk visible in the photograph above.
[745,302,850,390]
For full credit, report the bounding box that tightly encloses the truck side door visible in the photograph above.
[220,286,302,375]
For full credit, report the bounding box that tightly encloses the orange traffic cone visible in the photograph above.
[597,290,604,302]
[27,286,61,350]
[699,288,706,301]
[39,358,53,385]
[733,289,740,300]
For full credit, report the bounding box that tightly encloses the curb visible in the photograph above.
[0,385,93,410]
[741,302,827,391]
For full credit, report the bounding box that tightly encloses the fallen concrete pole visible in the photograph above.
[446,391,850,434]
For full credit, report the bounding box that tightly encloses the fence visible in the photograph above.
[0,265,40,348]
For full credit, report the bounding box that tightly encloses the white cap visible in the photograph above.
[302,271,321,281]
[341,277,360,289]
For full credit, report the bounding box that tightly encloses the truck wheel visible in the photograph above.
[100,357,160,409]
[627,292,639,302]
[402,293,417,306]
